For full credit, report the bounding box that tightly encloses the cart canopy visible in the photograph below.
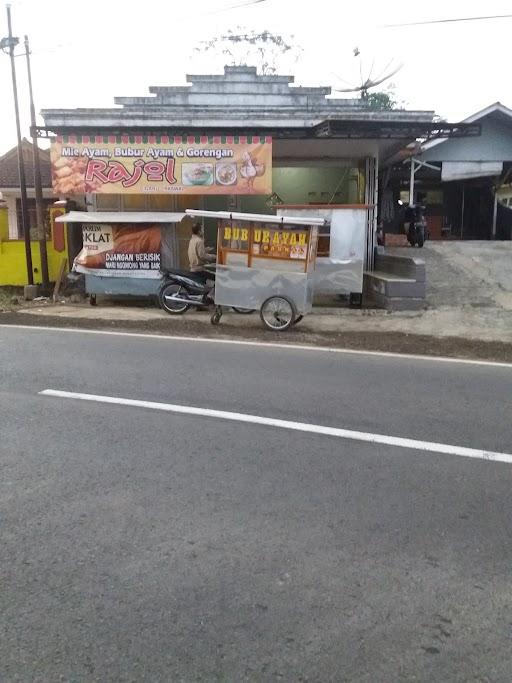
[185,209,326,227]
[56,211,185,224]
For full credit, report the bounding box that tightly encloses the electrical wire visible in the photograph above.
[383,13,512,28]
[209,0,267,12]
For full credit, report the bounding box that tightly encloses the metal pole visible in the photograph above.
[460,185,465,239]
[409,158,415,205]
[491,187,498,239]
[24,34,49,287]
[6,4,33,285]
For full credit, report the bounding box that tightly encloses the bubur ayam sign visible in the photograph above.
[51,134,272,195]
[221,224,309,260]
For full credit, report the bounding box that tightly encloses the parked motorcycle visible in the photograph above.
[158,268,252,315]
[405,203,427,248]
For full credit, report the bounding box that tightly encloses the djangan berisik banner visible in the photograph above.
[51,134,272,195]
[74,224,162,278]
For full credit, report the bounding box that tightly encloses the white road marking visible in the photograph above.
[2,323,512,369]
[40,389,512,464]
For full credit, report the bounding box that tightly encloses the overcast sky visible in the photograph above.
[0,0,511,154]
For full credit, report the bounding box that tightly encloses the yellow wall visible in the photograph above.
[0,236,68,286]
[0,207,8,241]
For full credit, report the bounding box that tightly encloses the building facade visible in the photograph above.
[42,65,436,269]
[383,103,512,241]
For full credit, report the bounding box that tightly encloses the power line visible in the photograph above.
[383,13,512,28]
[210,0,267,12]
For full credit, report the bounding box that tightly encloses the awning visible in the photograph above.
[55,211,185,223]
[441,162,503,182]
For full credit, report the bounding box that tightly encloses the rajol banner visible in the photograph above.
[51,134,272,195]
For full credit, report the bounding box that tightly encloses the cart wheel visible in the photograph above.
[260,296,296,331]
[211,306,222,325]
[89,294,97,306]
[294,315,303,325]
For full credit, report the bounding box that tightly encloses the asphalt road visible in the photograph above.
[1,325,512,682]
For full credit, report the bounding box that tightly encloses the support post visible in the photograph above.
[409,159,415,205]
[6,4,33,284]
[460,185,465,239]
[491,188,498,239]
[25,34,49,287]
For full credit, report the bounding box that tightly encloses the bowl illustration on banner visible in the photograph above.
[215,163,237,186]
[182,163,214,186]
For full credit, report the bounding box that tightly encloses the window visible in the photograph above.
[15,199,54,239]
[317,224,331,257]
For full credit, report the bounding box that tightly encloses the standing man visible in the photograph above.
[188,222,216,282]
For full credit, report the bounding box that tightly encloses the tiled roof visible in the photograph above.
[0,139,52,189]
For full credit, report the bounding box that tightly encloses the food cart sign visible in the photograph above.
[218,219,316,271]
[51,135,272,195]
[74,223,162,278]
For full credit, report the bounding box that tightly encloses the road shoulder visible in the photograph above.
[1,310,511,364]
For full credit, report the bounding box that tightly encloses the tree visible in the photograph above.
[366,90,397,111]
[194,28,302,75]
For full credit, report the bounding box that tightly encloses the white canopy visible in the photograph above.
[55,211,185,224]
[441,162,503,182]
[186,209,326,227]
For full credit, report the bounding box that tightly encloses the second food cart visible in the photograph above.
[186,210,325,331]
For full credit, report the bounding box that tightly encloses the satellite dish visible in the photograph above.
[332,48,403,100]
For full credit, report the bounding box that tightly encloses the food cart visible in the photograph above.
[186,210,324,331]
[276,205,367,304]
[55,211,185,303]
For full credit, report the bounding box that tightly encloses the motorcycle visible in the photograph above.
[405,203,427,248]
[158,267,252,315]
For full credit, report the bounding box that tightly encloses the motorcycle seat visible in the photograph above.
[161,268,204,280]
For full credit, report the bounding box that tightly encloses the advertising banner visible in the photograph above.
[51,134,272,195]
[74,224,161,278]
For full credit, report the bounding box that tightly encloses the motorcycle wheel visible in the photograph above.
[159,283,190,314]
[417,227,425,248]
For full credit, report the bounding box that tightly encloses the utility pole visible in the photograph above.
[4,4,33,284]
[24,34,49,287]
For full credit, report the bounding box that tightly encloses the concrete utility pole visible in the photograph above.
[24,34,49,287]
[3,4,33,284]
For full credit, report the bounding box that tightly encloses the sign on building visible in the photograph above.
[51,135,272,195]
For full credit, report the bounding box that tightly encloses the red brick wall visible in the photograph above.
[384,233,408,247]
[427,215,443,240]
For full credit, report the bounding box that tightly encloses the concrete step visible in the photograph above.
[375,253,426,282]
[363,289,426,312]
[364,271,426,299]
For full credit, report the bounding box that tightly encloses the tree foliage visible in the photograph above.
[195,29,302,75]
[366,90,397,111]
